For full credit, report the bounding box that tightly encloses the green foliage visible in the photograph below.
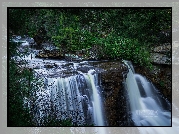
[8,40,34,126]
[43,117,73,127]
[9,8,171,68]
[159,80,165,88]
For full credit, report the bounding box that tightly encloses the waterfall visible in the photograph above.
[123,60,171,126]
[30,69,105,126]
[13,36,106,126]
[85,69,105,126]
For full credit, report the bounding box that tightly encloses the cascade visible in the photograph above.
[123,60,171,126]
[12,36,106,126]
[30,68,105,126]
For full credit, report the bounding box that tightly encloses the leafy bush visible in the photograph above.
[9,8,171,68]
[8,40,34,126]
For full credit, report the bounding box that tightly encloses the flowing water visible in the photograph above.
[29,60,106,126]
[12,36,172,127]
[31,70,105,126]
[14,37,106,126]
[123,60,171,126]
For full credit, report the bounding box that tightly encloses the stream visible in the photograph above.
[11,36,171,127]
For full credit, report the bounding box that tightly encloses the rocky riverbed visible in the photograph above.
[12,35,171,126]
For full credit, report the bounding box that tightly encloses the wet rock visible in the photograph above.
[150,43,171,65]
[77,66,93,73]
[65,54,81,61]
[91,61,128,126]
[148,43,171,102]
[151,53,171,65]
[36,49,64,59]
[135,64,171,102]
[152,43,171,53]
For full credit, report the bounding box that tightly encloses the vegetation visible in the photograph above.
[8,8,171,126]
[9,40,34,126]
[9,8,171,67]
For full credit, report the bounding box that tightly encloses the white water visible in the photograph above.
[86,69,105,126]
[10,35,178,133]
[123,60,171,126]
[12,36,106,126]
[30,70,106,126]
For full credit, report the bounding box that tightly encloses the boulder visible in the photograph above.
[152,43,171,53]
[151,53,171,65]
[36,49,64,59]
[150,43,171,65]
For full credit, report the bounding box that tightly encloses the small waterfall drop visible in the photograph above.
[123,60,171,126]
[86,69,105,126]
[30,67,106,126]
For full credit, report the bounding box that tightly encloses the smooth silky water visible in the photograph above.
[14,37,107,126]
[123,60,171,126]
